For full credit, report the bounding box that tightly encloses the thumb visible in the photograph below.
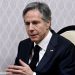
[19,59,28,67]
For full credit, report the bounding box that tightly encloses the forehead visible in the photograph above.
[23,9,43,21]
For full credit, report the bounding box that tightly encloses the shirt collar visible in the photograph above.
[34,31,52,51]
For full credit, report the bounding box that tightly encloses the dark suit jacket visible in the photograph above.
[15,30,75,75]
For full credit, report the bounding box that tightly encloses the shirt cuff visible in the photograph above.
[33,72,36,75]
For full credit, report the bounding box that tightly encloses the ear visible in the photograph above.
[46,20,51,29]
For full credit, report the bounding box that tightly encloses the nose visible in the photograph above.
[29,23,34,31]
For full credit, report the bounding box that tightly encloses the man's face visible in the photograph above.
[23,9,51,44]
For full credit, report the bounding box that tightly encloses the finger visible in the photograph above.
[19,59,28,67]
[6,68,23,74]
[6,72,13,75]
[7,65,23,70]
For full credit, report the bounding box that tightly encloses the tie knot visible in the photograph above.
[34,45,41,53]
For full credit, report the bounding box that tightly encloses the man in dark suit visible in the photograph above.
[6,2,75,75]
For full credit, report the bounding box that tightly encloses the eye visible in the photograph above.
[25,22,30,26]
[32,21,39,25]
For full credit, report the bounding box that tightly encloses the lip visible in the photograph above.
[30,34,37,38]
[30,33,38,36]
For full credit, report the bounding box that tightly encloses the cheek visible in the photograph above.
[26,29,30,36]
[38,26,48,38]
[26,29,28,34]
[38,29,46,38]
[38,26,47,34]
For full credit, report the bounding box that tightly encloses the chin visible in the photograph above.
[32,40,41,44]
[30,38,39,43]
[31,39,37,42]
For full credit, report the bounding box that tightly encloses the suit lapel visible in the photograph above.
[25,39,34,64]
[36,30,58,71]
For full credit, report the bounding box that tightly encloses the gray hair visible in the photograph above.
[23,2,51,22]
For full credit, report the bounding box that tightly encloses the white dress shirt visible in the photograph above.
[33,31,52,75]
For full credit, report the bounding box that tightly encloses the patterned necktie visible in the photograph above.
[29,45,41,71]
